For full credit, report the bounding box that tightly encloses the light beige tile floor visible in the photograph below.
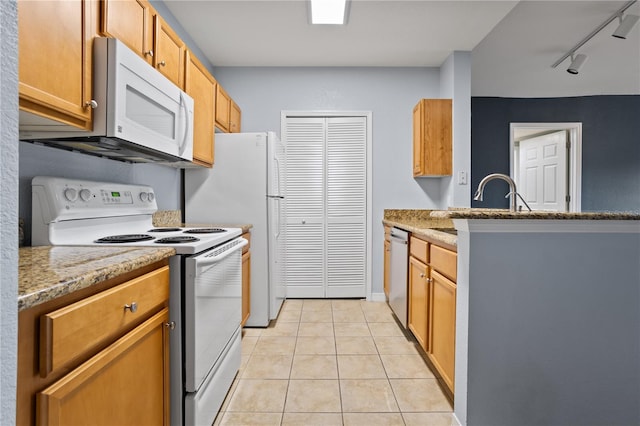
[214,299,455,426]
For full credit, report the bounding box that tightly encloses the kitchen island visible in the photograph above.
[431,209,640,426]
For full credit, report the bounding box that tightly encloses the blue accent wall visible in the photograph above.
[471,95,640,212]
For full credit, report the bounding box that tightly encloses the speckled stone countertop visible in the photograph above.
[383,209,457,247]
[18,246,175,311]
[430,208,640,220]
[152,210,252,233]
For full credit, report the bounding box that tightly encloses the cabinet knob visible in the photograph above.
[124,302,138,313]
[158,60,166,67]
[427,278,433,283]
[85,100,98,109]
[165,321,176,330]
[145,50,154,58]
[420,273,425,278]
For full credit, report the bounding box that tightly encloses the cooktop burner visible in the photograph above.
[155,236,200,244]
[183,228,227,234]
[95,234,155,243]
[148,227,183,232]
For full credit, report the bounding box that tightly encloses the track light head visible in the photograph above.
[567,53,587,75]
[612,13,639,39]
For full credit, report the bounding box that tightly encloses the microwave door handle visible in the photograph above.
[178,92,189,156]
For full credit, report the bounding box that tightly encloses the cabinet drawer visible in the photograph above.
[430,245,457,281]
[409,236,428,263]
[40,266,169,376]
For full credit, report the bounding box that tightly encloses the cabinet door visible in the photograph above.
[153,14,185,87]
[241,251,251,327]
[101,0,154,63]
[408,256,429,352]
[185,51,215,167]
[429,269,456,392]
[215,84,231,132]
[383,239,391,299]
[412,102,424,175]
[18,0,94,130]
[230,101,242,133]
[37,308,170,426]
[412,99,452,177]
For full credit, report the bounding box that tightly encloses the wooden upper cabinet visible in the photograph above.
[101,0,154,64]
[18,0,97,130]
[215,84,231,132]
[153,14,185,88]
[230,100,242,133]
[413,99,452,177]
[185,51,215,167]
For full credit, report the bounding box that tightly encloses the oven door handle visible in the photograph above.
[194,238,248,267]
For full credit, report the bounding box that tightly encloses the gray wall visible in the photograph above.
[212,66,446,295]
[471,96,640,212]
[456,227,640,425]
[1,0,18,423]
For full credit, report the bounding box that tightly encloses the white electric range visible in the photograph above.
[31,176,245,425]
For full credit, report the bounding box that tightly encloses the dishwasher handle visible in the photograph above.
[389,232,408,244]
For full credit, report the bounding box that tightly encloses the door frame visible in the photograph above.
[281,110,373,300]
[509,122,582,212]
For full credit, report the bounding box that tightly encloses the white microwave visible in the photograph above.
[19,37,194,165]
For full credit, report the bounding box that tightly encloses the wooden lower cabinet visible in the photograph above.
[241,232,251,327]
[17,262,171,426]
[383,226,391,299]
[242,251,251,326]
[37,308,170,425]
[405,233,457,395]
[408,256,429,351]
[429,269,456,392]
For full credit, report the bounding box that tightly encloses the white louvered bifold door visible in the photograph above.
[283,115,367,299]
[283,118,326,298]
[326,117,367,297]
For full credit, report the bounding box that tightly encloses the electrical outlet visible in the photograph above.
[458,171,468,185]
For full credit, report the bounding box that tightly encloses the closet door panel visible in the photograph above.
[326,117,367,297]
[283,118,325,298]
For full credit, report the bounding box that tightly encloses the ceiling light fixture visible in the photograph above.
[551,0,638,74]
[309,0,349,25]
[567,53,587,75]
[612,13,640,39]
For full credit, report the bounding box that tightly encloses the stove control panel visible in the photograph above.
[32,176,158,224]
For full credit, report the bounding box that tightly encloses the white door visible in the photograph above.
[283,116,367,298]
[517,131,568,211]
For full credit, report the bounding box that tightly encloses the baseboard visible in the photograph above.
[369,292,387,302]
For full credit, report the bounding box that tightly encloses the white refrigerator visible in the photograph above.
[184,132,285,327]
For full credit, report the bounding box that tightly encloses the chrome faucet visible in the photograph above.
[473,173,532,212]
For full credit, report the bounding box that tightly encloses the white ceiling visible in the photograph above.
[164,0,640,97]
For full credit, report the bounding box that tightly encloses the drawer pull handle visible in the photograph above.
[165,321,176,330]
[124,302,138,313]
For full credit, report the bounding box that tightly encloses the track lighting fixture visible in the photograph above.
[612,13,640,39]
[551,0,638,75]
[567,54,587,75]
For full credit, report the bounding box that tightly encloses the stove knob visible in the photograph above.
[139,192,149,202]
[64,187,78,202]
[148,192,155,202]
[79,189,92,201]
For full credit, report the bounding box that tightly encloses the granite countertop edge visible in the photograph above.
[430,210,640,220]
[383,219,457,247]
[18,246,176,311]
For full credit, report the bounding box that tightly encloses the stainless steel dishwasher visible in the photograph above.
[388,227,409,328]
